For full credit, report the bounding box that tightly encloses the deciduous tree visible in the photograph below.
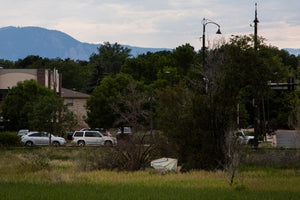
[86,73,134,129]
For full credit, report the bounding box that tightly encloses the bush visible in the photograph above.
[75,132,169,172]
[0,131,21,147]
[101,132,172,171]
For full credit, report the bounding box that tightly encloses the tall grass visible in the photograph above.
[0,147,299,200]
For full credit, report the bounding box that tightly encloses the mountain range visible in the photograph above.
[0,26,169,61]
[0,26,299,61]
[283,48,300,57]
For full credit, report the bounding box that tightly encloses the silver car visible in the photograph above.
[18,129,29,136]
[21,131,66,147]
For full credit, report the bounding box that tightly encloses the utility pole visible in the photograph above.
[253,3,260,149]
[254,3,259,51]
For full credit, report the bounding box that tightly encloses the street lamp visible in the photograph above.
[202,18,221,71]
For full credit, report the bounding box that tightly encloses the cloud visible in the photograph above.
[0,0,299,49]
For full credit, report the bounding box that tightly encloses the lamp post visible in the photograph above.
[202,18,221,72]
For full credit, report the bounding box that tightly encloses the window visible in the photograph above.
[85,131,98,137]
[67,99,73,106]
[29,132,42,137]
[85,131,102,137]
[74,131,83,137]
[41,132,49,137]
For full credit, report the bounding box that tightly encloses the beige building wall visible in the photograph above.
[0,69,37,89]
[0,68,61,94]
[64,98,88,128]
[60,88,90,129]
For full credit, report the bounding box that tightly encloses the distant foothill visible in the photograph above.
[0,26,170,61]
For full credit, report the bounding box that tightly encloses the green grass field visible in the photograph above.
[1,147,299,200]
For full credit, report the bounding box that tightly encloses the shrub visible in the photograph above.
[0,131,21,147]
[100,132,172,171]
[75,132,170,172]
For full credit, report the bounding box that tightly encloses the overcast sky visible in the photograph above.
[1,0,299,50]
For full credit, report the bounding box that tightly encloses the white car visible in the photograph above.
[21,131,66,147]
[236,130,255,145]
[18,129,29,136]
[72,131,117,146]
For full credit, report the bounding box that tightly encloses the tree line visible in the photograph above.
[1,36,299,170]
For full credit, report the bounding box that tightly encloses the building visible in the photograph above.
[60,88,90,128]
[0,68,61,100]
[0,68,89,128]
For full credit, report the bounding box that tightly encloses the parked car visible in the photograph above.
[117,127,132,134]
[21,131,66,147]
[18,129,29,136]
[116,127,132,140]
[80,128,112,137]
[235,130,255,145]
[72,131,117,146]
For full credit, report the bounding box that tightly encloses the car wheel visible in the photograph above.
[104,141,113,147]
[78,141,85,147]
[52,141,60,147]
[25,141,33,147]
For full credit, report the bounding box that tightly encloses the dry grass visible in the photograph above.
[0,147,299,194]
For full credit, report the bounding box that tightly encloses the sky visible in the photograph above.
[1,0,299,50]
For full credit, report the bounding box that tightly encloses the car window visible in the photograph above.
[99,129,106,134]
[95,132,102,137]
[41,132,48,137]
[85,131,99,137]
[29,132,41,137]
[74,131,83,137]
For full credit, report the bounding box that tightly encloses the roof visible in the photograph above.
[60,88,90,99]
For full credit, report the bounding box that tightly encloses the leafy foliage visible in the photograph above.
[28,95,77,135]
[86,73,134,128]
[1,80,55,130]
[0,131,21,147]
[121,51,176,84]
[1,80,76,133]
[87,42,131,92]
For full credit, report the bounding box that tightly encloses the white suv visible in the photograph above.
[72,131,117,146]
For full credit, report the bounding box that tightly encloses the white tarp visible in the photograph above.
[150,157,178,173]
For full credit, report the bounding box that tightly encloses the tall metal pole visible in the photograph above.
[202,19,206,71]
[253,3,260,149]
[150,89,153,136]
[254,3,259,51]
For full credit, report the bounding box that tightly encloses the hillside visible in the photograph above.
[283,48,300,56]
[0,26,169,61]
[0,26,298,61]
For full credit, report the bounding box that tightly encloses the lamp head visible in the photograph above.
[216,28,221,34]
